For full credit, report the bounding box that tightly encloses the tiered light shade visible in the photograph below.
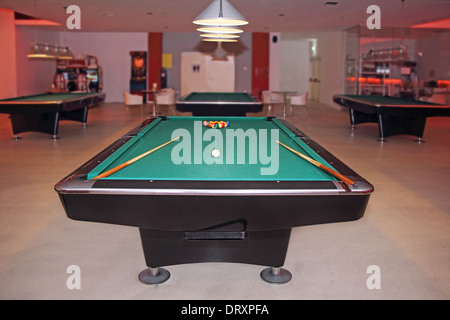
[200,33,240,39]
[194,0,248,44]
[193,0,248,26]
[199,26,242,42]
[203,38,238,43]
[196,26,243,34]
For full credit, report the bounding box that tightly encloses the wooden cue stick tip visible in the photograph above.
[91,136,180,180]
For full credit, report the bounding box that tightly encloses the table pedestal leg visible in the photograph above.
[152,90,157,117]
[138,267,170,285]
[260,267,292,284]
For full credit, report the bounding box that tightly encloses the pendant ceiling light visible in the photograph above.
[59,47,75,60]
[28,43,74,60]
[362,0,409,63]
[202,38,238,42]
[27,43,48,59]
[196,26,243,34]
[200,33,240,39]
[211,42,229,60]
[193,0,248,26]
[27,1,74,60]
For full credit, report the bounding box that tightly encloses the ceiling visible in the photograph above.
[1,0,449,33]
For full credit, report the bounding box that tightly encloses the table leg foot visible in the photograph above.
[260,267,292,284]
[138,267,170,285]
[415,138,425,143]
[51,135,60,140]
[377,137,387,142]
[13,135,22,140]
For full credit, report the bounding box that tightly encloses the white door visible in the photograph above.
[309,57,321,101]
[205,54,235,93]
[181,52,235,96]
[181,52,207,96]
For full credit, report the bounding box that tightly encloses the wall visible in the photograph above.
[12,27,346,105]
[65,32,148,102]
[13,28,147,102]
[148,33,162,90]
[15,27,60,97]
[162,32,252,97]
[269,32,280,91]
[0,8,17,99]
[417,31,450,82]
[251,32,269,98]
[276,31,345,107]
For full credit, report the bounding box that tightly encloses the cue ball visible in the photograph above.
[211,149,220,158]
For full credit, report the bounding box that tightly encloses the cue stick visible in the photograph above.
[91,136,180,180]
[276,141,355,186]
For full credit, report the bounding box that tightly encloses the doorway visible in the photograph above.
[309,57,321,101]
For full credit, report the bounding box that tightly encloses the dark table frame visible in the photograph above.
[333,94,450,142]
[0,92,105,139]
[55,116,373,284]
[176,92,263,116]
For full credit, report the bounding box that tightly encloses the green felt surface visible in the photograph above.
[183,92,256,103]
[342,94,441,106]
[0,93,95,102]
[88,117,337,181]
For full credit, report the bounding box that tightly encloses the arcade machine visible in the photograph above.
[54,55,103,93]
[129,51,147,101]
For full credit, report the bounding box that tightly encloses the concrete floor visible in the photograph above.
[0,101,449,300]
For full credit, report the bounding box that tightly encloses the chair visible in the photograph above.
[123,91,144,114]
[262,90,283,116]
[289,92,309,116]
[155,88,177,115]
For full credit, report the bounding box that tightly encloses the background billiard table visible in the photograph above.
[0,92,105,139]
[333,94,450,142]
[176,92,263,116]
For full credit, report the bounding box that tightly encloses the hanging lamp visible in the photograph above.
[193,0,248,26]
[196,26,243,34]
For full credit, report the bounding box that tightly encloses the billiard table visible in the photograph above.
[55,116,373,284]
[176,92,263,116]
[333,94,450,142]
[0,92,105,139]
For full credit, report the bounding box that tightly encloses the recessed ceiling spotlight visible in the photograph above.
[100,12,115,17]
